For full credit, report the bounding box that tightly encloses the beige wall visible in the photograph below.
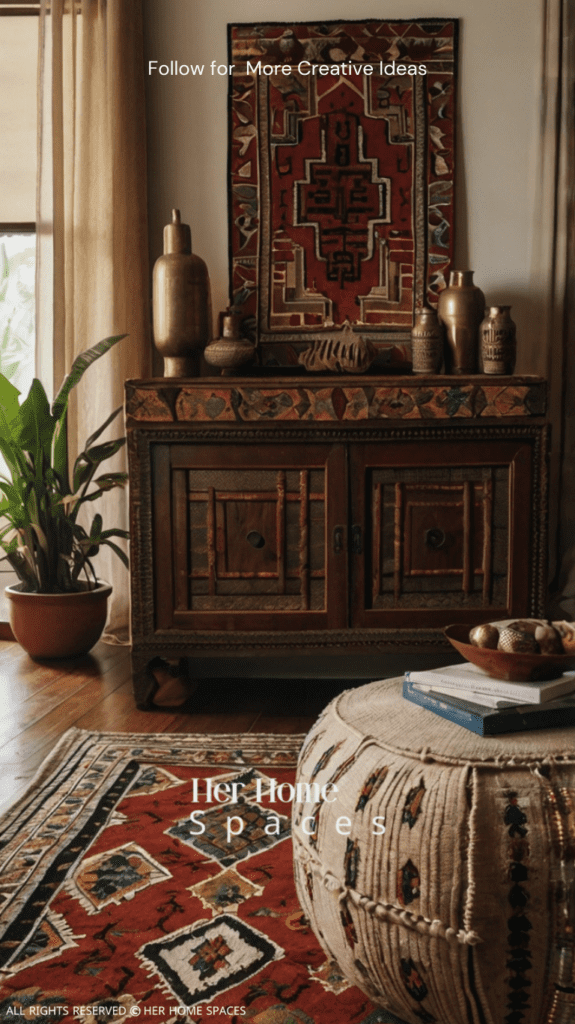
[143,0,543,368]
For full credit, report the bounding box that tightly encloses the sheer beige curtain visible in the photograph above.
[36,0,152,637]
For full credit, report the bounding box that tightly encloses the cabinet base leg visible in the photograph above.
[150,657,198,707]
[131,654,199,709]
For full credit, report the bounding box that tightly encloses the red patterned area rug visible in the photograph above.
[0,730,406,1024]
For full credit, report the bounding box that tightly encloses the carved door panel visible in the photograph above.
[153,443,347,632]
[350,441,533,628]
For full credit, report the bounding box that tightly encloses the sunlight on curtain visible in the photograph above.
[37,0,152,638]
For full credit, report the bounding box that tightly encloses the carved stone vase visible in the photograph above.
[437,270,485,374]
[480,305,517,374]
[153,209,211,377]
[411,306,444,373]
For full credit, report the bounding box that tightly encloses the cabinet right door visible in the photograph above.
[350,440,535,628]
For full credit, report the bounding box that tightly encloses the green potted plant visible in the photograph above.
[0,334,129,658]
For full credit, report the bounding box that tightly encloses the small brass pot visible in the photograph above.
[204,310,255,375]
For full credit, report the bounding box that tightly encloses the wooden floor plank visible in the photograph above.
[72,679,183,733]
[0,640,129,708]
[0,653,133,745]
[0,661,134,765]
[0,642,333,817]
[162,711,263,734]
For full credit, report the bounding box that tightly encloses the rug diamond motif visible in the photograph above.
[127,766,184,797]
[68,841,171,914]
[167,801,290,868]
[137,914,283,1004]
[9,911,82,972]
[188,867,264,914]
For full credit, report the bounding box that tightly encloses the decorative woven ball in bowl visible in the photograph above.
[293,677,575,1024]
[444,622,575,681]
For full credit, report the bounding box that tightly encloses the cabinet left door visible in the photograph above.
[152,442,348,633]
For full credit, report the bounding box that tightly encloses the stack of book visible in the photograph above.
[403,661,575,735]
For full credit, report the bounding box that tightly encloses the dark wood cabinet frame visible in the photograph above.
[126,378,549,708]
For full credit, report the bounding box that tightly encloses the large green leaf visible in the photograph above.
[51,334,126,421]
[69,439,126,505]
[84,436,126,463]
[99,528,129,540]
[89,513,103,540]
[15,379,54,458]
[101,539,129,568]
[72,457,95,495]
[93,472,128,489]
[51,336,125,490]
[84,405,123,451]
[51,412,70,491]
[0,429,27,482]
[0,374,22,446]
[77,475,128,504]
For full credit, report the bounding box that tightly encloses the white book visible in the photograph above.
[411,682,528,709]
[404,662,575,704]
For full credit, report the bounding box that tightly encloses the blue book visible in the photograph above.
[403,677,575,736]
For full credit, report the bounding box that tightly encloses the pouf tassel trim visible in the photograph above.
[295,837,482,947]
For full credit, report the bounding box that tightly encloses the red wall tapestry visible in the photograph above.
[228,19,458,367]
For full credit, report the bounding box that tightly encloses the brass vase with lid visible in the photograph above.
[437,270,485,374]
[152,209,211,377]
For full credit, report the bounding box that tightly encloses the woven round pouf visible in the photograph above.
[292,677,575,1024]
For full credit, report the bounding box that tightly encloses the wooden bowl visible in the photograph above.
[444,623,575,682]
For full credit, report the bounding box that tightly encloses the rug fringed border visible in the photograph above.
[0,728,307,827]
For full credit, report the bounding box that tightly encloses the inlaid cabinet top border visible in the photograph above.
[125,377,546,424]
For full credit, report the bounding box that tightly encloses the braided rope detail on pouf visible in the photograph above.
[294,835,482,946]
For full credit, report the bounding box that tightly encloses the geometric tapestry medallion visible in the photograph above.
[228,19,458,360]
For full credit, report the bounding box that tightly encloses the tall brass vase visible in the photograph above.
[437,270,485,374]
[153,209,211,377]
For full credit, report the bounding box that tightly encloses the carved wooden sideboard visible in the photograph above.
[125,374,548,706]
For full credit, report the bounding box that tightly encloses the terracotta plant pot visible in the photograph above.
[5,581,112,658]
